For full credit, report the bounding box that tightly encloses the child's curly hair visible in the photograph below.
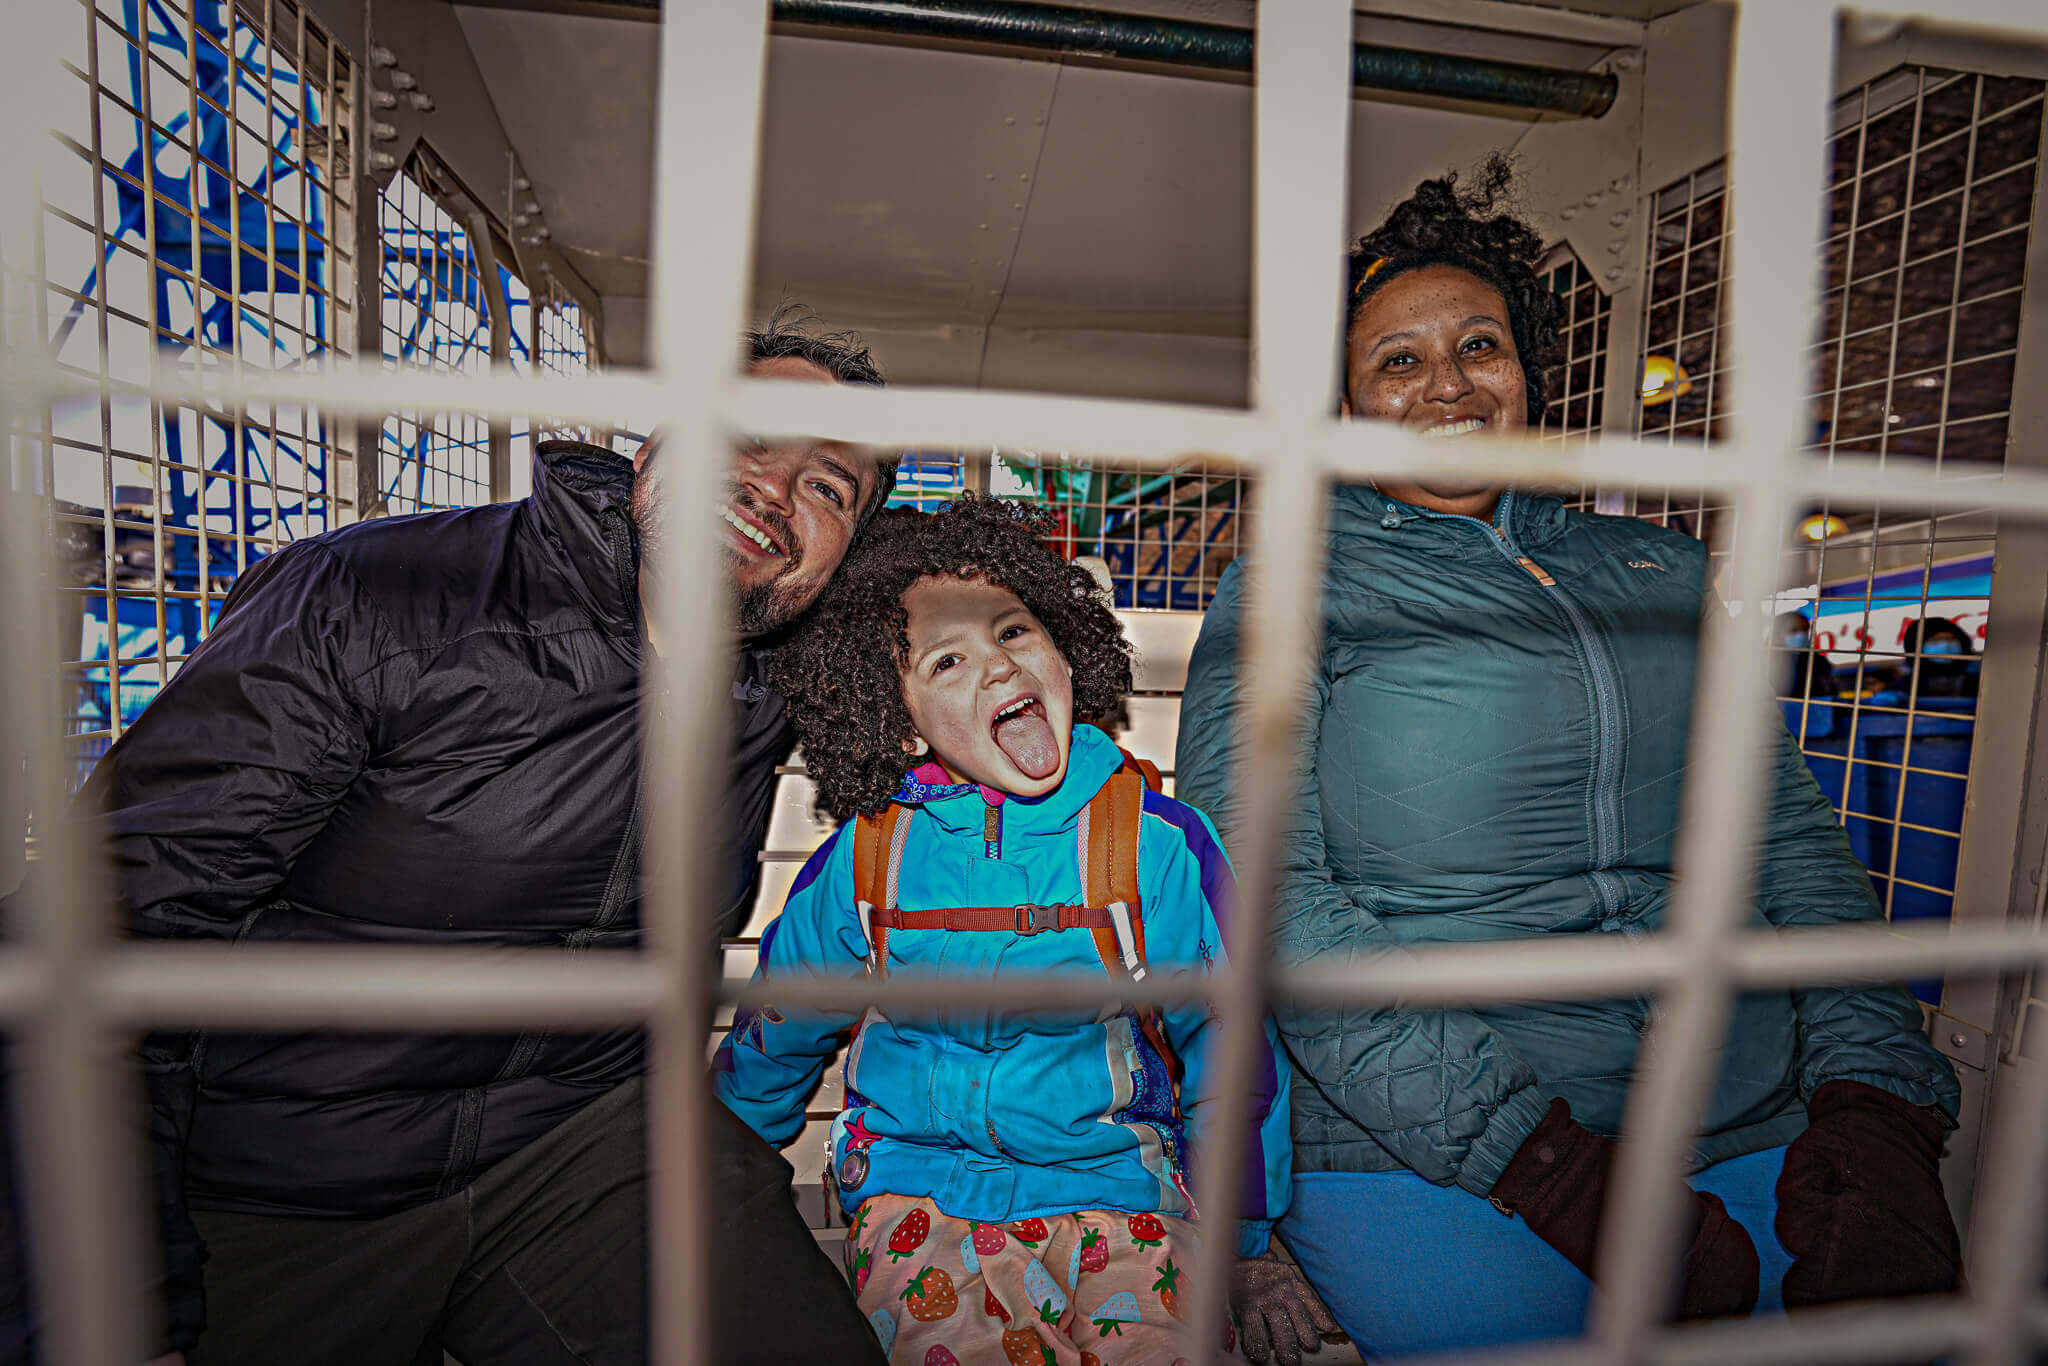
[765,494,1134,821]
[1345,153,1564,426]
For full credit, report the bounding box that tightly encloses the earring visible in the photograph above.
[909,736,929,757]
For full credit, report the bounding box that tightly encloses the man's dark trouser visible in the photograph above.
[188,1080,884,1366]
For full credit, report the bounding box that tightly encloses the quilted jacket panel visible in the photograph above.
[1175,485,1960,1195]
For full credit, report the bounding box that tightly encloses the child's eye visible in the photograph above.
[931,654,959,676]
[808,479,845,508]
[998,623,1029,642]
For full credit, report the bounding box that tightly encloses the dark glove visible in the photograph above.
[1491,1097,1759,1320]
[1229,1251,1344,1366]
[1775,1079,1960,1308]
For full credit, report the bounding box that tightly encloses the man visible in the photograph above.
[89,312,896,1364]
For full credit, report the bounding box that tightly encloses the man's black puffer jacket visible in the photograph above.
[85,441,794,1347]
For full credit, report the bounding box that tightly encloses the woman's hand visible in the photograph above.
[1491,1097,1759,1319]
[1229,1250,1341,1366]
[1775,1079,1961,1307]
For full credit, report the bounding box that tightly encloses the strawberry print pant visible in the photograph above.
[844,1194,1201,1366]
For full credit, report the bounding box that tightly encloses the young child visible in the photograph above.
[714,496,1295,1366]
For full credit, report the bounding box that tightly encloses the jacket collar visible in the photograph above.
[528,440,640,637]
[896,723,1125,839]
[1338,483,1569,550]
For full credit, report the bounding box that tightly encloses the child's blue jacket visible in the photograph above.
[714,723,1292,1257]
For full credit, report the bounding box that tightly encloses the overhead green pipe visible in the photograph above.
[771,0,1618,119]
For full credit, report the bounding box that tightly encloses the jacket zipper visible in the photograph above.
[984,802,1001,860]
[1409,493,1629,917]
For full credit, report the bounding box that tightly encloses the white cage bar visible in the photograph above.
[8,2,2048,1365]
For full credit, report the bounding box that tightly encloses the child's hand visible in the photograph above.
[1229,1251,1342,1365]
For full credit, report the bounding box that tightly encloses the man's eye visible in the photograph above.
[809,479,845,508]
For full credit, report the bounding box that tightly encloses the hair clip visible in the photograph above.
[1352,256,1392,297]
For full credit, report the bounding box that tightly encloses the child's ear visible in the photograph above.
[901,733,930,758]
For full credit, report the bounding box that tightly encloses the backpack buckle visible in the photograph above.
[1013,904,1060,936]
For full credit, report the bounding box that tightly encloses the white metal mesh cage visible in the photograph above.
[7,3,2048,1365]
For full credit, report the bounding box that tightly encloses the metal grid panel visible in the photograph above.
[376,153,492,513]
[993,452,1245,610]
[36,0,355,787]
[876,449,1246,609]
[1636,67,2042,1001]
[9,4,2048,1366]
[1540,249,1614,448]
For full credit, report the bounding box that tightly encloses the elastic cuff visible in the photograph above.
[1456,1087,1555,1197]
[1804,1070,1958,1125]
[1237,1218,1274,1258]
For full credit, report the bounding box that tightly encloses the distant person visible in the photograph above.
[724,497,1333,1366]
[1176,159,1963,1357]
[1776,611,1838,701]
[75,310,896,1365]
[1893,616,1979,700]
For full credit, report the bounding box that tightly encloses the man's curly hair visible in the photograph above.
[1345,154,1563,426]
[764,495,1134,821]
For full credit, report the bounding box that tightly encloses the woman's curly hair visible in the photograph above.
[1345,153,1563,425]
[764,494,1134,821]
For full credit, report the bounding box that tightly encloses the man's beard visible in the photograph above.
[632,468,810,637]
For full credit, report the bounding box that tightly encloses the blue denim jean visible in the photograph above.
[1278,1147,1792,1358]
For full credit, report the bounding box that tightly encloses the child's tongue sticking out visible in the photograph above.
[993,702,1059,780]
[899,573,1076,798]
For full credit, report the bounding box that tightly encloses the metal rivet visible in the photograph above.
[370,150,398,172]
[1019,173,1029,182]
[389,70,417,91]
[1610,211,1629,227]
[370,45,397,67]
[1610,176,1629,193]
[371,90,398,109]
[1607,239,1625,254]
[371,121,397,142]
[978,222,989,231]
[408,92,435,112]
[1561,206,1579,221]
[533,226,551,240]
[512,213,531,227]
[1012,202,1024,210]
[514,176,532,191]
[1952,1032,1969,1047]
[1585,191,1603,206]
[985,172,996,181]
[1004,116,1016,125]
[1605,267,1623,281]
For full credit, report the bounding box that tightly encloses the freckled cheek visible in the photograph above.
[1351,383,1411,421]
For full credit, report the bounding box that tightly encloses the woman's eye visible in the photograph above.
[1461,335,1497,355]
[809,479,845,507]
[1384,352,1415,370]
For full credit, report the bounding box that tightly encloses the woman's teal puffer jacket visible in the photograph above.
[1175,485,1960,1198]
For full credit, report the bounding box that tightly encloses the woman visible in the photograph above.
[1175,160,1962,1356]
[1889,616,1980,701]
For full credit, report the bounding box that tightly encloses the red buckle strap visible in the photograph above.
[868,904,1117,936]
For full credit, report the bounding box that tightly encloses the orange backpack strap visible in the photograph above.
[850,803,914,976]
[1082,752,1186,1112]
[1083,763,1149,980]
